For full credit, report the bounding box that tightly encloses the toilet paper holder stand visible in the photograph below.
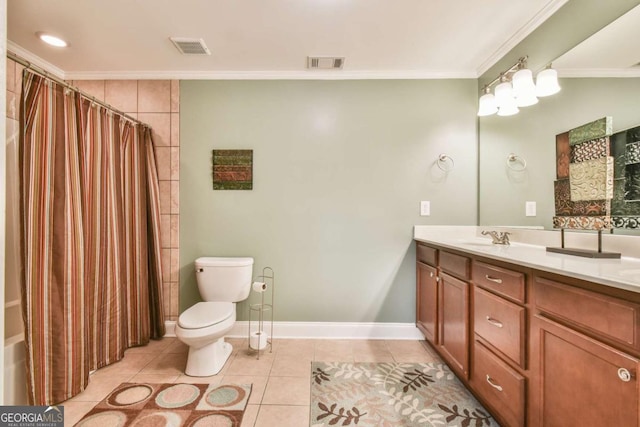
[248,266,275,359]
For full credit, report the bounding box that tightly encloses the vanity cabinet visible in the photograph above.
[415,238,640,426]
[439,272,469,379]
[416,243,439,343]
[531,315,640,427]
[416,262,438,343]
[470,261,528,427]
[438,250,471,379]
[415,244,471,379]
[530,276,640,427]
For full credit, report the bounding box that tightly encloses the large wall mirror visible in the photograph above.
[478,3,640,234]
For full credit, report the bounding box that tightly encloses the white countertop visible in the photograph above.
[414,226,640,294]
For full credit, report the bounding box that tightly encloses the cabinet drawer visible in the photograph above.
[473,261,525,304]
[474,287,526,368]
[416,243,438,266]
[440,250,470,280]
[535,277,640,351]
[472,340,525,427]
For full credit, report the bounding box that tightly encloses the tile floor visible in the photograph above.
[62,337,440,427]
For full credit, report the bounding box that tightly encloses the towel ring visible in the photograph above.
[437,154,454,172]
[507,153,526,171]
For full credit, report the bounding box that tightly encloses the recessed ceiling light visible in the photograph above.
[36,32,67,47]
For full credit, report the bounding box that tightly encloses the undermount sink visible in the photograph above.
[456,239,494,247]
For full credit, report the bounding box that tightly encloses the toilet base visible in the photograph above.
[185,337,233,377]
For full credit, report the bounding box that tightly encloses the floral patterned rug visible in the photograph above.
[310,362,498,427]
[75,382,252,426]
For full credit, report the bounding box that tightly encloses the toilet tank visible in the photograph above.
[194,257,254,302]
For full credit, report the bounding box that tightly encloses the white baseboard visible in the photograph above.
[164,320,422,340]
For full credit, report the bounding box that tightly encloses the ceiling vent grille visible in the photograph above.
[307,56,345,70]
[170,37,211,55]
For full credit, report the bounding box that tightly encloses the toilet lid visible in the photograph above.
[178,302,233,329]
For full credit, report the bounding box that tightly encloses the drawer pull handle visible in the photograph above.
[486,375,503,392]
[486,316,503,328]
[485,275,503,284]
[618,368,633,382]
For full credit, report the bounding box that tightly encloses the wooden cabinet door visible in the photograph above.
[533,315,640,427]
[417,262,438,344]
[438,272,469,379]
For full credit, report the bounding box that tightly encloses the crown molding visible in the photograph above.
[557,68,640,78]
[475,0,569,77]
[65,69,477,81]
[9,40,475,81]
[7,41,67,79]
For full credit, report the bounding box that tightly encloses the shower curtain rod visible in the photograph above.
[7,51,147,127]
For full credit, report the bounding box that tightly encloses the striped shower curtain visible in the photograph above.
[19,71,165,405]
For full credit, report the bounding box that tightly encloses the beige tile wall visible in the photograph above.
[72,78,181,322]
[5,62,180,323]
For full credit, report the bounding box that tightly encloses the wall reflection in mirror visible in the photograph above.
[478,4,640,235]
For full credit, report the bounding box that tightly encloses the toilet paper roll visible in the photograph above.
[252,281,267,293]
[249,331,269,350]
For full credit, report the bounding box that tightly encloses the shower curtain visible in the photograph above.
[19,71,165,405]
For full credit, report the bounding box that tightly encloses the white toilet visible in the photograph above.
[175,256,253,376]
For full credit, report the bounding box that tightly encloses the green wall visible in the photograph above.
[479,78,640,229]
[180,80,478,322]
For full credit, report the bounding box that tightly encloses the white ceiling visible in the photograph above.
[7,0,567,80]
[553,4,640,77]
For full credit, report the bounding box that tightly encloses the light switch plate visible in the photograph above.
[526,201,536,217]
[420,201,430,216]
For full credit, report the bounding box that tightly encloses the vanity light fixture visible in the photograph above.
[536,65,562,97]
[512,68,538,107]
[477,87,498,117]
[37,32,68,47]
[477,56,560,117]
[494,75,520,116]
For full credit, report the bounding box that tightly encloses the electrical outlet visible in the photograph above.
[420,201,430,216]
[526,201,536,217]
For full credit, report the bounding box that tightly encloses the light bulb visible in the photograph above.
[512,69,536,96]
[536,67,561,97]
[515,92,539,107]
[478,92,498,117]
[494,81,514,108]
[37,32,68,47]
[497,97,519,116]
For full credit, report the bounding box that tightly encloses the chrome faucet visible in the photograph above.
[481,230,511,245]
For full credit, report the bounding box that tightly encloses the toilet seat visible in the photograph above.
[178,302,234,329]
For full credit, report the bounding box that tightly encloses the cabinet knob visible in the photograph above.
[429,272,434,277]
[486,375,503,392]
[618,368,633,382]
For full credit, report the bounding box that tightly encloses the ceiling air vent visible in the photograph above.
[307,56,345,70]
[170,37,211,55]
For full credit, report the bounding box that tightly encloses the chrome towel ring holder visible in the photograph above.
[437,154,455,172]
[507,153,527,171]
